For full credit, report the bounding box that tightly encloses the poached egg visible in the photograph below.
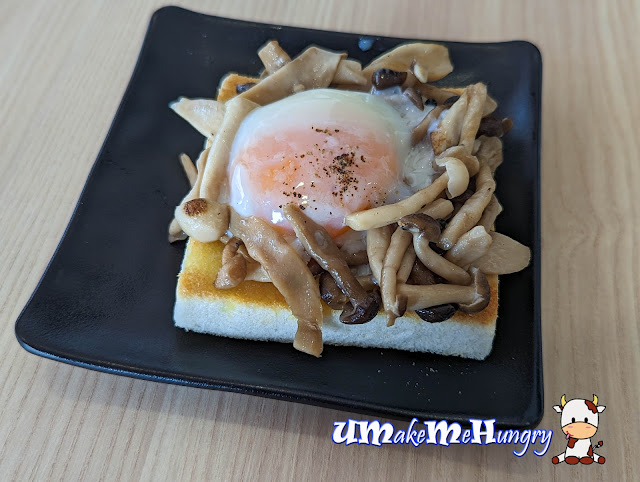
[227,88,435,237]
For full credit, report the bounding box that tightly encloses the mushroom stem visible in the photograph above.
[421,198,454,219]
[346,173,449,231]
[477,195,503,231]
[366,225,393,283]
[430,89,469,155]
[397,244,416,283]
[398,267,490,313]
[459,83,488,153]
[439,164,495,250]
[411,105,444,145]
[381,227,413,318]
[399,284,476,309]
[413,233,472,285]
[215,237,248,289]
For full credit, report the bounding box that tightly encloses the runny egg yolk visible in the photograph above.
[227,89,410,237]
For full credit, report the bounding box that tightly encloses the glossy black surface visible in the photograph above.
[15,6,543,427]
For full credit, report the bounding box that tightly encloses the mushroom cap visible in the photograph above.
[415,303,458,323]
[319,272,348,309]
[398,213,441,242]
[175,198,229,242]
[340,289,382,325]
[458,267,491,313]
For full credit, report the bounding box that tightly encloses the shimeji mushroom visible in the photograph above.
[472,232,531,274]
[398,267,490,314]
[284,204,380,325]
[444,225,493,269]
[380,227,413,322]
[435,156,470,198]
[214,237,248,289]
[345,173,449,231]
[366,225,393,283]
[438,163,496,250]
[407,261,459,323]
[174,198,230,243]
[477,195,503,231]
[398,213,472,286]
[436,145,480,176]
[411,106,444,145]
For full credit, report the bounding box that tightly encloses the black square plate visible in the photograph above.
[15,6,542,427]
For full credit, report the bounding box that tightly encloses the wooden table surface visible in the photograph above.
[1,0,638,480]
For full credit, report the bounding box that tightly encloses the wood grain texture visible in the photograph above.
[1,0,639,480]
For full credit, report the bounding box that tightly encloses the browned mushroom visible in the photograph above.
[283,204,380,324]
[398,267,490,313]
[214,237,248,289]
[307,258,324,276]
[415,304,458,323]
[407,260,458,323]
[371,69,408,90]
[438,164,495,250]
[319,271,347,309]
[174,198,230,243]
[403,87,424,110]
[362,43,453,83]
[408,259,439,286]
[344,250,369,266]
[477,116,513,138]
[398,213,472,285]
[229,211,323,356]
[319,273,378,309]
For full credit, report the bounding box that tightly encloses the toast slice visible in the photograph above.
[174,239,498,359]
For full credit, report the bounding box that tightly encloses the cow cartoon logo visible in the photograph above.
[552,394,606,465]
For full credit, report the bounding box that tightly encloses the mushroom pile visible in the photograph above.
[168,40,531,356]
